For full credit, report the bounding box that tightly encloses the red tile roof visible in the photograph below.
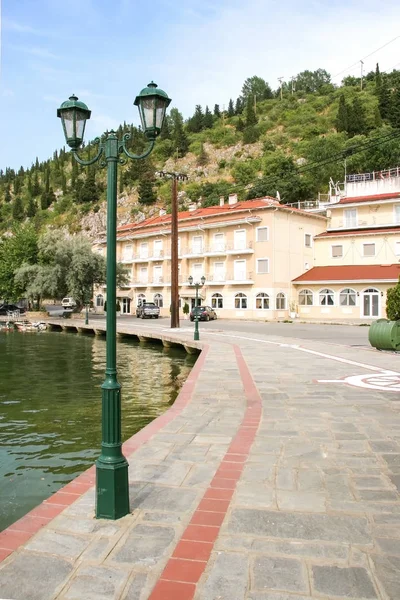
[115,197,325,237]
[293,264,400,283]
[336,192,400,205]
[316,226,400,238]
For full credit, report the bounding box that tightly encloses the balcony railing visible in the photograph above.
[225,271,254,283]
[346,166,400,183]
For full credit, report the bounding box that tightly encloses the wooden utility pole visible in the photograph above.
[278,77,284,100]
[157,171,188,329]
[360,60,364,90]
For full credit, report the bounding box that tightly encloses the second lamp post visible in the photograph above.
[188,275,205,341]
[57,82,171,520]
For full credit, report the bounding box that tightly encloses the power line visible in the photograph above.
[332,35,400,80]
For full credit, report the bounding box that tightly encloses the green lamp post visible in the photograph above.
[57,83,171,520]
[188,275,205,341]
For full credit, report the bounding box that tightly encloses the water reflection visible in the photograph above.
[0,331,195,530]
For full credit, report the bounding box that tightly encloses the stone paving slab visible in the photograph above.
[1,326,400,599]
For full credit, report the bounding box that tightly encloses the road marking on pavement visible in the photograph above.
[319,372,400,391]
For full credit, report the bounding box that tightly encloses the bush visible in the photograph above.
[386,278,400,320]
[183,302,189,315]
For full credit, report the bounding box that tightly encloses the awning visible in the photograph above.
[117,290,134,299]
[181,290,205,299]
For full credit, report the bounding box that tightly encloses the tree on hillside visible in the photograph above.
[389,84,400,129]
[246,153,311,203]
[375,63,382,96]
[235,97,243,114]
[241,76,273,101]
[379,77,391,120]
[138,178,157,205]
[347,97,367,136]
[203,105,213,129]
[227,99,235,117]
[294,69,331,93]
[12,196,24,222]
[245,95,257,127]
[170,108,189,158]
[187,105,204,133]
[213,104,221,118]
[336,94,348,132]
[26,195,37,218]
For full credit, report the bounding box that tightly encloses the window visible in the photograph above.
[305,234,312,248]
[212,293,223,309]
[213,262,225,281]
[192,235,203,254]
[235,293,247,309]
[256,227,269,242]
[257,258,269,274]
[139,242,148,258]
[256,292,269,309]
[319,288,334,306]
[332,245,343,258]
[213,233,225,251]
[96,294,104,308]
[363,243,375,257]
[299,289,313,305]
[154,293,163,307]
[192,263,203,280]
[137,293,146,306]
[395,205,400,224]
[234,229,246,250]
[234,260,246,280]
[396,241,400,256]
[344,208,357,228]
[153,239,163,257]
[153,266,162,283]
[123,244,133,260]
[276,292,286,310]
[139,267,148,283]
[340,288,356,306]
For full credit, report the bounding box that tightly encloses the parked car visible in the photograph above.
[190,306,217,322]
[136,302,160,319]
[61,297,77,309]
[0,304,26,316]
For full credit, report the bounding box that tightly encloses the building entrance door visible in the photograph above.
[362,288,379,318]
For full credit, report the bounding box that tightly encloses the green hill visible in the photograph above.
[1,67,400,237]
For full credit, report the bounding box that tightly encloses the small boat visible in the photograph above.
[14,320,48,332]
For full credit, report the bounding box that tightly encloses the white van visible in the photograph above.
[61,297,76,309]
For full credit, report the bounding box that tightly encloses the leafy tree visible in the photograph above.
[77,169,99,203]
[197,142,208,166]
[245,95,257,127]
[160,116,171,140]
[169,108,189,158]
[203,105,213,129]
[0,224,38,300]
[348,97,367,136]
[379,77,391,120]
[389,84,400,129]
[4,184,11,203]
[227,99,235,117]
[294,68,331,93]
[236,117,245,132]
[12,196,24,222]
[241,76,273,101]
[243,126,260,144]
[247,152,311,203]
[26,195,37,218]
[336,94,348,133]
[213,104,221,118]
[32,171,41,197]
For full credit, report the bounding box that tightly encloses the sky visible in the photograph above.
[0,0,399,171]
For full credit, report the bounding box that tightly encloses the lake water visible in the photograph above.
[0,330,195,531]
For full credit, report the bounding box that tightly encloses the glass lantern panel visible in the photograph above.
[75,110,87,140]
[62,109,75,139]
[140,98,155,130]
[155,97,166,129]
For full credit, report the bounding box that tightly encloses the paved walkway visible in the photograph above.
[1,323,400,599]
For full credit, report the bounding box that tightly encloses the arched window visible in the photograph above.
[256,292,269,309]
[235,293,247,309]
[340,288,356,306]
[154,293,163,308]
[319,288,334,306]
[212,293,223,309]
[96,294,104,308]
[299,289,313,306]
[276,292,286,310]
[137,293,146,307]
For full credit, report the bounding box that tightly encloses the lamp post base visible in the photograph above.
[95,458,130,520]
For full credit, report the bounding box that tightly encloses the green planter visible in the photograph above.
[368,319,400,351]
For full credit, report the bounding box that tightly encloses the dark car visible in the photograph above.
[190,306,217,322]
[0,304,26,316]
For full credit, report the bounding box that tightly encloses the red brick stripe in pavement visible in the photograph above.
[0,345,210,560]
[148,344,262,600]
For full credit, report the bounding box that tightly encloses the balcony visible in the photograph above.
[203,244,228,257]
[225,271,254,284]
[148,276,164,287]
[205,273,226,285]
[225,241,254,255]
